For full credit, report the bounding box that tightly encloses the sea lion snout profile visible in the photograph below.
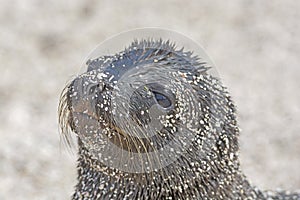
[59,29,300,200]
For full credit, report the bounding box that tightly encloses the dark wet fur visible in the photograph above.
[58,40,300,200]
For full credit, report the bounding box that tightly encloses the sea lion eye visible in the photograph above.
[153,91,172,108]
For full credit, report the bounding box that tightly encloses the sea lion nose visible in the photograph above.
[68,76,105,116]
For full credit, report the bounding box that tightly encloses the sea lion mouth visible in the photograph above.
[72,107,178,154]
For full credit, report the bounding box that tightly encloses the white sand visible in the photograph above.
[0,1,299,199]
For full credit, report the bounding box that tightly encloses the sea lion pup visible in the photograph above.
[59,39,300,200]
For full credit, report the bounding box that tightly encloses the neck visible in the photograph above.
[72,143,266,200]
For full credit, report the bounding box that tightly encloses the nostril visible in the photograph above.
[87,84,100,95]
[85,82,107,96]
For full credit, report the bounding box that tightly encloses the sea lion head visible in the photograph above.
[59,38,242,200]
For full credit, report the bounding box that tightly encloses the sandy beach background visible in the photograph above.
[0,1,299,199]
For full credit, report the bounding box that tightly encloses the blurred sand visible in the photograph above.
[0,0,299,199]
